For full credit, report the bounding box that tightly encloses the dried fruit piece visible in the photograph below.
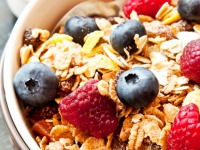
[59,79,118,138]
[47,33,73,45]
[32,120,53,139]
[27,101,58,123]
[58,75,76,96]
[23,28,50,50]
[162,10,181,25]
[81,30,104,54]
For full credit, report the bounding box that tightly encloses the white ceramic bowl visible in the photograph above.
[1,0,111,149]
[6,0,30,17]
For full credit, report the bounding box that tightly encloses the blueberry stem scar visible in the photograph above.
[125,74,139,84]
[25,78,40,94]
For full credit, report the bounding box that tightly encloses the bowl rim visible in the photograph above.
[0,50,29,150]
[2,0,49,148]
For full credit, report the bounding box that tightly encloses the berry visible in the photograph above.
[13,62,58,107]
[110,20,146,55]
[116,67,159,109]
[178,0,200,23]
[123,0,170,19]
[167,103,200,150]
[180,39,200,83]
[64,16,100,45]
[59,79,118,138]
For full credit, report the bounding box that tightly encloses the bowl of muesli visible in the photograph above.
[2,0,200,149]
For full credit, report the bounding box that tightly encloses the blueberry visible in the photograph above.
[64,16,100,45]
[13,62,58,107]
[116,67,159,109]
[178,0,200,23]
[110,20,146,55]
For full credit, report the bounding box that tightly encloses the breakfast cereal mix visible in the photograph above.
[13,0,200,149]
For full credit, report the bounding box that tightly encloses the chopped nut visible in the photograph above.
[98,80,109,96]
[20,45,34,65]
[144,21,174,40]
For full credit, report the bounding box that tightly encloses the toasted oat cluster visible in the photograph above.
[19,2,200,150]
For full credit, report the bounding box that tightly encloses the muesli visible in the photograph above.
[13,0,200,149]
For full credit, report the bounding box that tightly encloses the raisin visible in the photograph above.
[58,75,76,96]
[140,137,161,150]
[23,28,43,50]
[111,137,127,150]
[111,118,127,150]
[107,17,119,25]
[27,101,58,123]
[171,20,193,32]
[143,21,174,40]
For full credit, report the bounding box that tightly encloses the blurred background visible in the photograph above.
[0,0,18,149]
[0,0,17,56]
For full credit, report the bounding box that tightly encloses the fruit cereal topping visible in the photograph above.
[167,103,200,150]
[13,62,58,107]
[59,79,118,138]
[123,0,171,19]
[178,0,200,23]
[180,39,200,83]
[13,0,200,149]
[116,67,159,109]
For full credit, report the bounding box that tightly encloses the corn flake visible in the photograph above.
[87,54,120,71]
[182,90,200,110]
[47,33,73,45]
[81,31,104,54]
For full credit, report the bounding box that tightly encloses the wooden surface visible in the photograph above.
[0,0,17,149]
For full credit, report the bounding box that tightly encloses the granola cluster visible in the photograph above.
[19,2,200,150]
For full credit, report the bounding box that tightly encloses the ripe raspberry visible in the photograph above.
[59,79,118,138]
[123,0,170,18]
[180,39,200,83]
[167,103,200,150]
